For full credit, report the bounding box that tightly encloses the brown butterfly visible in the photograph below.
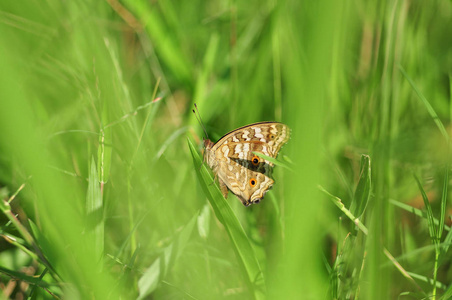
[203,122,290,206]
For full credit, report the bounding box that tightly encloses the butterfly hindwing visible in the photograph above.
[216,165,274,206]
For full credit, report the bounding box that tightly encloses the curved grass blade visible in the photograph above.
[350,154,371,218]
[438,167,449,253]
[0,266,54,291]
[252,151,293,172]
[188,138,265,300]
[413,174,438,248]
[389,199,450,232]
[399,66,449,142]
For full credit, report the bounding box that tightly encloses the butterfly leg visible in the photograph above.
[218,179,229,199]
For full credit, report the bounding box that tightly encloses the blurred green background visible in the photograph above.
[0,0,451,299]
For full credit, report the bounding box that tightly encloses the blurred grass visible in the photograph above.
[0,0,451,299]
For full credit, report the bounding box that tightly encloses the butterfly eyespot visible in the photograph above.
[270,134,275,139]
[251,155,260,166]
[249,178,257,187]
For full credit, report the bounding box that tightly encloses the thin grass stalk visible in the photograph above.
[271,1,282,122]
[229,0,238,128]
[433,168,449,299]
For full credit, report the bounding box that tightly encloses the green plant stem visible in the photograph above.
[432,251,439,300]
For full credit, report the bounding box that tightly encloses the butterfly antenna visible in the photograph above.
[193,103,209,139]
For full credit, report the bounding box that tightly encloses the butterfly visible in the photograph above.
[203,122,290,206]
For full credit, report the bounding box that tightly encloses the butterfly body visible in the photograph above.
[203,122,290,206]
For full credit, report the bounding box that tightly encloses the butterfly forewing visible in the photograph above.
[212,123,288,158]
[204,122,290,206]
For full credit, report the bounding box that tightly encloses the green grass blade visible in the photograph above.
[193,33,219,105]
[97,41,115,185]
[438,167,450,265]
[319,185,368,235]
[438,167,449,240]
[111,211,149,261]
[0,266,53,290]
[122,0,192,83]
[413,174,438,248]
[188,137,265,300]
[440,227,452,266]
[0,232,38,263]
[252,151,293,172]
[154,126,189,162]
[399,66,449,142]
[197,204,211,240]
[350,154,372,218]
[86,157,104,264]
[389,199,450,232]
[405,272,447,290]
[98,127,112,184]
[442,284,452,300]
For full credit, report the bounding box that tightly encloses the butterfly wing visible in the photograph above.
[209,122,290,206]
[217,168,274,206]
[211,122,290,161]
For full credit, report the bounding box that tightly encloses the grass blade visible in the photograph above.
[252,151,293,172]
[0,266,53,290]
[86,157,104,264]
[350,154,372,218]
[413,174,438,248]
[399,66,449,142]
[438,167,449,242]
[188,137,265,300]
[442,284,452,300]
[389,199,450,232]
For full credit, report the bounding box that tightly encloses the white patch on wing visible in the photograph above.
[243,143,250,154]
[232,136,239,142]
[242,130,251,141]
[221,145,229,157]
[234,144,244,159]
[254,127,264,139]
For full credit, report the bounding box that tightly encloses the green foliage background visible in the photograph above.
[0,0,451,299]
